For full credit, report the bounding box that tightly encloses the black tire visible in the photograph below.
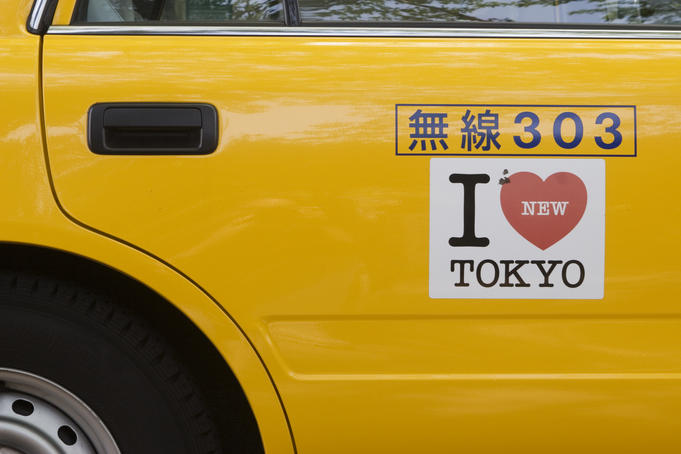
[0,270,222,454]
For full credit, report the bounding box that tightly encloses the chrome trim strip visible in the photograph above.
[28,0,49,33]
[47,25,681,39]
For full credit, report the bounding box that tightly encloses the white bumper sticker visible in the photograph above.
[430,158,605,299]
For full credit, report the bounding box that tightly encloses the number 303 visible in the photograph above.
[513,111,622,150]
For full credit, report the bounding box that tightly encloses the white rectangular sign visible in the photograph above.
[430,158,605,299]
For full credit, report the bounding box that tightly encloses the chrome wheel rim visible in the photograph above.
[0,369,120,454]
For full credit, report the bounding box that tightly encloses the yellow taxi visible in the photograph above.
[0,0,680,452]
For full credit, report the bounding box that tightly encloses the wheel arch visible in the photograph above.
[0,241,293,454]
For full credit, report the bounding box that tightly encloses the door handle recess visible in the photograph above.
[88,103,218,155]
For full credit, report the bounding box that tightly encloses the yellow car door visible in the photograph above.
[42,1,681,452]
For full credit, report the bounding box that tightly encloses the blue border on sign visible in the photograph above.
[395,104,637,157]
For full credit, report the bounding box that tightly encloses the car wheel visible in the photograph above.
[0,271,222,454]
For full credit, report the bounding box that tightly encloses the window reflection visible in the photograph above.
[75,0,284,23]
[298,0,681,25]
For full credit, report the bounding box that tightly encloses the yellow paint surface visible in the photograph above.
[0,4,293,453]
[52,0,77,25]
[19,18,681,454]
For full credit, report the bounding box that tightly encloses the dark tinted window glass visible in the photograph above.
[298,0,681,25]
[74,0,283,23]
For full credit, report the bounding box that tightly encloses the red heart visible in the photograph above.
[500,172,587,250]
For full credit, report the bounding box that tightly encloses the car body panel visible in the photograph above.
[53,0,77,25]
[0,5,294,452]
[39,29,681,453]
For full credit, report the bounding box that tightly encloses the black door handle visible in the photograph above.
[88,103,218,155]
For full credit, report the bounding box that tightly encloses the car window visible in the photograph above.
[73,0,284,23]
[298,0,681,25]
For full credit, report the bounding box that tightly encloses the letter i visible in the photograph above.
[449,173,490,247]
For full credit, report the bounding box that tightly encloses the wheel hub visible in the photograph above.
[0,369,119,454]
